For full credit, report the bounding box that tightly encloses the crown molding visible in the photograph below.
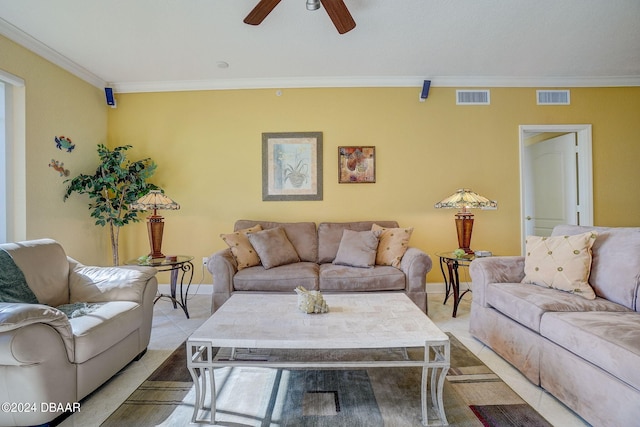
[114,75,640,93]
[0,18,106,89]
[2,17,638,93]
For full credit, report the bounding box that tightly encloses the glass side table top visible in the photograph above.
[436,252,476,264]
[126,255,194,267]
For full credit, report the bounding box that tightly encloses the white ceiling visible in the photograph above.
[1,0,639,92]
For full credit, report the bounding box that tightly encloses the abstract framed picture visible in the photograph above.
[262,132,323,201]
[338,146,376,183]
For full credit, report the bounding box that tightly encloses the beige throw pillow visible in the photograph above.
[247,227,301,269]
[333,229,381,268]
[220,225,263,270]
[522,231,598,299]
[372,224,413,268]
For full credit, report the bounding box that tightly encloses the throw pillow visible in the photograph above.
[248,227,301,269]
[220,225,263,270]
[0,248,38,303]
[333,229,381,268]
[372,224,413,268]
[522,231,598,299]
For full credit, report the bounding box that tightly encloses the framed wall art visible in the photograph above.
[338,146,376,183]
[262,132,323,201]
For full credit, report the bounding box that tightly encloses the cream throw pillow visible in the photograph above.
[522,231,598,299]
[372,224,413,268]
[220,225,263,270]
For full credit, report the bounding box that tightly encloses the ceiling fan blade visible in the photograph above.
[244,0,282,25]
[320,0,356,34]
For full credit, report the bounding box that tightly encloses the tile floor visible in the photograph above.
[59,287,590,427]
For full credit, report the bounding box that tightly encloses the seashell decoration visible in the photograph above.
[294,286,329,314]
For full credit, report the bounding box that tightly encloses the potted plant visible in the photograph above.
[64,144,159,265]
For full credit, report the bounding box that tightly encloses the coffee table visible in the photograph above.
[186,293,450,426]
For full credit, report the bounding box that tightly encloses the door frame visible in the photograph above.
[518,124,593,254]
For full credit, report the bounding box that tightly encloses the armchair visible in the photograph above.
[0,239,158,426]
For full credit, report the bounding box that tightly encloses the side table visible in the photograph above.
[127,255,194,318]
[436,252,475,318]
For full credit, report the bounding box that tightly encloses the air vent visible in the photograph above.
[456,90,490,105]
[537,90,570,105]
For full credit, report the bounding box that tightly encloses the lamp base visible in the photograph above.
[455,212,474,254]
[147,215,165,259]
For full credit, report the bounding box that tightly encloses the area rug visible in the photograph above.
[101,334,552,426]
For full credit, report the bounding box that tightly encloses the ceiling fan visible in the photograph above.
[244,0,356,34]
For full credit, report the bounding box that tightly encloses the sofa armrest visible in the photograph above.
[399,247,432,293]
[207,248,238,312]
[0,303,74,363]
[469,256,525,307]
[68,258,158,304]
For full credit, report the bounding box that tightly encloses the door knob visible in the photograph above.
[526,216,532,220]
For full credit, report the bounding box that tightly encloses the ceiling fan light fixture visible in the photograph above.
[306,0,321,11]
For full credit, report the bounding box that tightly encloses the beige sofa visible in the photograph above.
[0,239,158,426]
[469,225,640,426]
[208,220,432,314]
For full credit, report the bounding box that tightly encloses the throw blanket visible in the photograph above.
[0,249,38,304]
[57,302,103,318]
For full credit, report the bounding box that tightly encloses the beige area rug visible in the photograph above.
[101,334,552,426]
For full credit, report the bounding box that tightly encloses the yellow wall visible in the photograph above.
[0,35,110,264]
[108,86,640,282]
[3,33,640,280]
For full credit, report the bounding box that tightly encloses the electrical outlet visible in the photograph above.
[202,257,208,266]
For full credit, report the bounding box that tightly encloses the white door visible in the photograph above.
[523,133,578,237]
[519,125,593,254]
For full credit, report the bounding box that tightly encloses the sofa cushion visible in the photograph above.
[220,225,263,270]
[485,282,631,332]
[522,232,597,299]
[233,262,319,291]
[235,220,317,262]
[372,224,413,268]
[317,221,398,263]
[552,225,640,310]
[333,229,381,268]
[69,301,141,363]
[540,311,640,391]
[319,264,405,291]
[248,227,301,269]
[0,239,70,307]
[69,265,157,303]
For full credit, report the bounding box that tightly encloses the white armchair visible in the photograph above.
[0,239,158,426]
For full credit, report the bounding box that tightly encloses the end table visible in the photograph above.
[436,252,475,318]
[127,255,194,318]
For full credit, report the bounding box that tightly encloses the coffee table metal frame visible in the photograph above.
[186,293,450,426]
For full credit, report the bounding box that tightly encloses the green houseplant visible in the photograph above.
[64,144,159,265]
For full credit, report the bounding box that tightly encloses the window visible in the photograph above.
[0,69,26,243]
[0,80,6,242]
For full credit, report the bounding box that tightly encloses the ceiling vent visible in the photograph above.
[456,90,490,105]
[537,90,570,105]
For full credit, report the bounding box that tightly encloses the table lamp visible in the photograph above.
[131,190,180,259]
[434,188,497,254]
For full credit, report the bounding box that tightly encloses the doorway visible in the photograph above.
[519,125,593,254]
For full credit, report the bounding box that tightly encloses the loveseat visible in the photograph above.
[0,239,158,426]
[469,225,640,426]
[208,220,432,314]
